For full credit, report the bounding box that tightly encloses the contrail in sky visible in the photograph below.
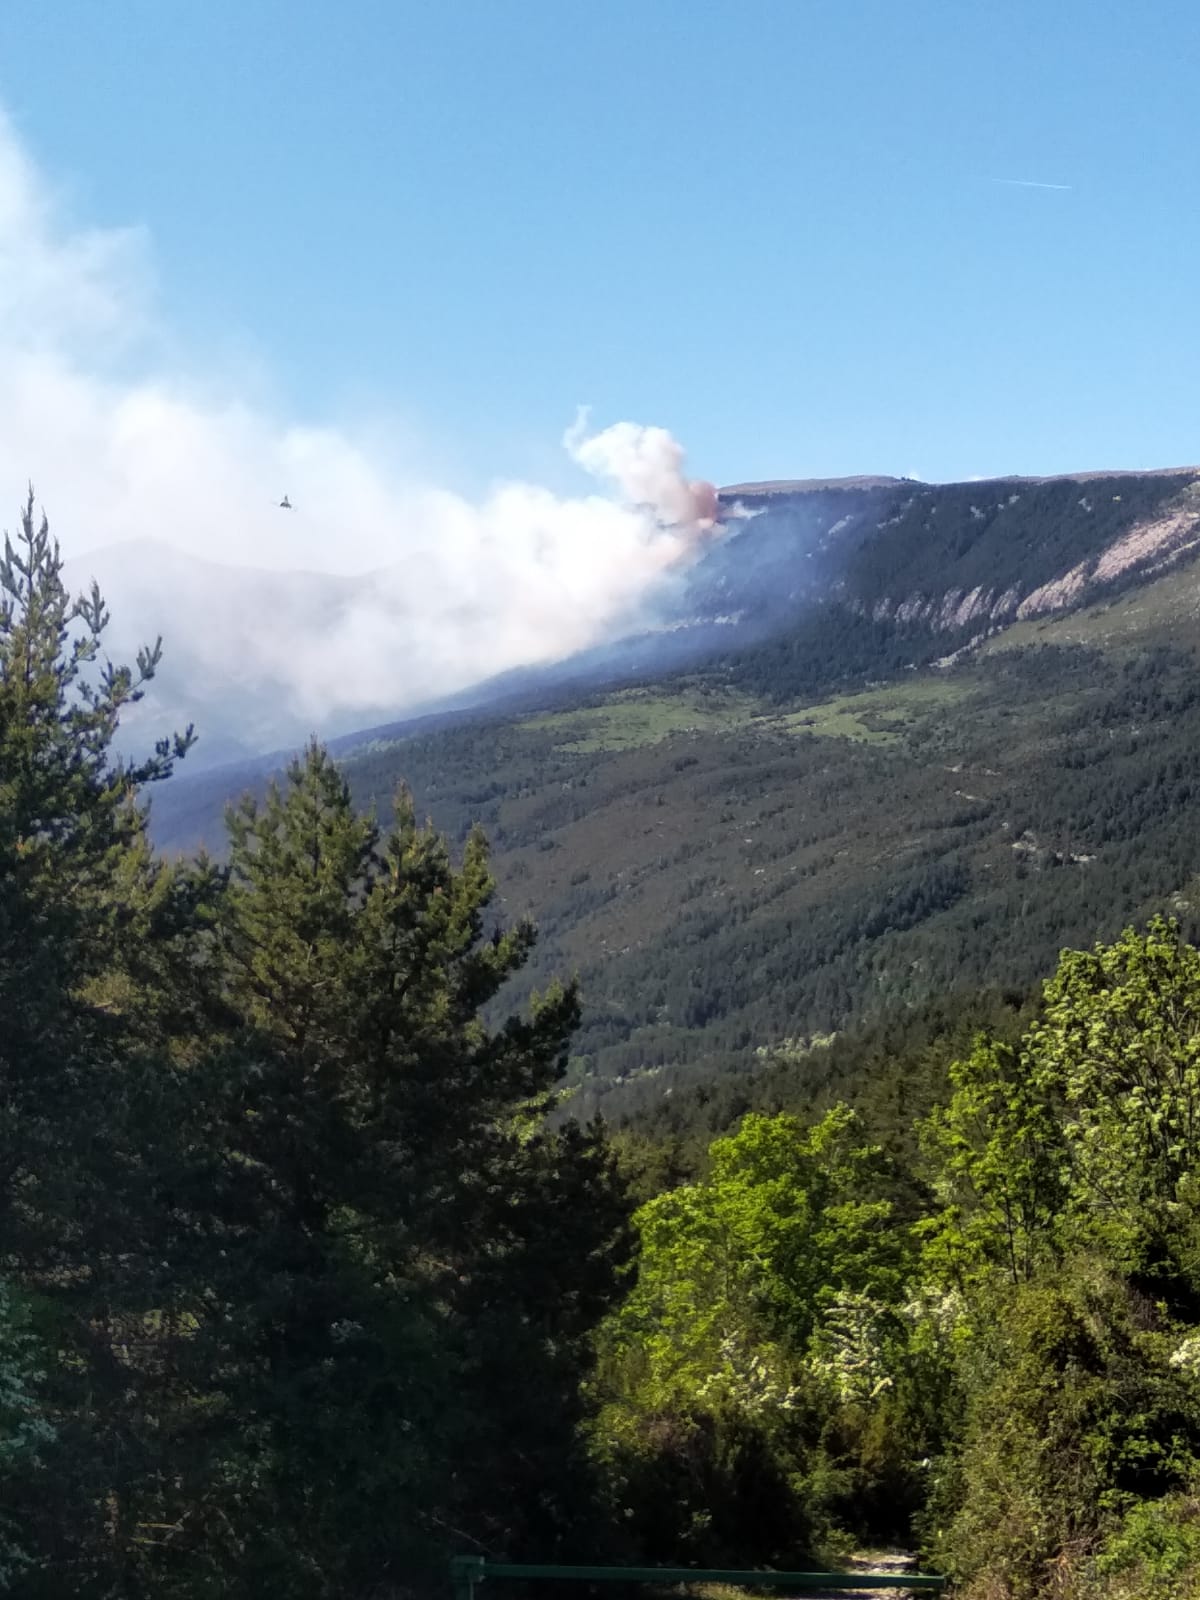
[992,177,1073,191]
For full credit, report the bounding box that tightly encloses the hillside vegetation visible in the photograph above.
[328,635,1200,1118]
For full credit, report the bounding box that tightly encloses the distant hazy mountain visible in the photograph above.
[63,541,441,769]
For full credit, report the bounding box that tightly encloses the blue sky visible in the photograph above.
[1,0,1197,491]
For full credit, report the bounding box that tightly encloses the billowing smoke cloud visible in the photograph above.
[0,108,723,762]
[565,411,720,529]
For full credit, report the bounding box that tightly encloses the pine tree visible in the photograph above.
[194,743,630,1595]
[0,488,196,1248]
[0,490,208,1595]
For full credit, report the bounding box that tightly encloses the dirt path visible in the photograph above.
[793,1550,932,1599]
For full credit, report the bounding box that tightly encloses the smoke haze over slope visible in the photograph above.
[0,108,721,757]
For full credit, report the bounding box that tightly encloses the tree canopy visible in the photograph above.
[0,494,630,1598]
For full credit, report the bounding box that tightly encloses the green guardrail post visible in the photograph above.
[451,1554,487,1600]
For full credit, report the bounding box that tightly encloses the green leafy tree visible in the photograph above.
[1037,918,1200,1254]
[921,920,1200,1296]
[917,1035,1068,1292]
[925,1261,1200,1599]
[610,1107,904,1412]
[595,1107,915,1560]
[921,923,1200,1596]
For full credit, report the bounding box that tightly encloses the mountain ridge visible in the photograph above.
[719,464,1200,496]
[67,463,1200,772]
[147,461,1200,797]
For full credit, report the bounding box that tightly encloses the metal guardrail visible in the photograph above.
[450,1556,948,1598]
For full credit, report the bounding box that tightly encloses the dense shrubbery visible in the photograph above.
[586,919,1200,1596]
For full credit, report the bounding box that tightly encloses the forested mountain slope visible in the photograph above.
[150,466,1200,1113]
[126,465,1200,772]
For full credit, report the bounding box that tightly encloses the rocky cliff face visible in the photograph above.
[703,467,1200,646]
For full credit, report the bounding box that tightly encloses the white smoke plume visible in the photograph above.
[0,108,722,762]
[564,410,720,529]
